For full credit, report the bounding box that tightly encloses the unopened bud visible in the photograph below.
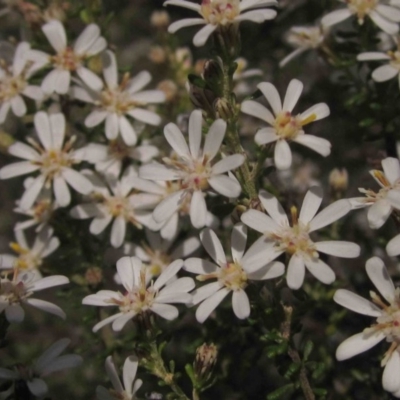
[189,82,217,116]
[158,80,178,102]
[329,168,348,193]
[85,266,103,286]
[194,343,217,383]
[149,46,167,64]
[214,98,235,120]
[150,10,170,29]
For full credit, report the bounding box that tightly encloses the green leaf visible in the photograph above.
[359,118,376,128]
[303,340,314,362]
[188,74,207,89]
[266,383,295,400]
[284,362,301,379]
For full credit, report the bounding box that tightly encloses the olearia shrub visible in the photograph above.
[1,0,400,399]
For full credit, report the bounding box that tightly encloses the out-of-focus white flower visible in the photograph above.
[349,157,400,229]
[321,0,400,35]
[0,111,93,210]
[0,270,69,322]
[0,42,43,124]
[124,229,201,277]
[232,57,262,96]
[82,256,194,332]
[0,227,59,275]
[358,48,400,87]
[140,110,244,230]
[14,178,57,231]
[164,0,278,47]
[0,338,82,398]
[280,25,326,68]
[241,79,331,170]
[83,138,159,179]
[184,224,284,323]
[241,187,359,289]
[28,19,106,94]
[73,51,165,146]
[334,257,400,398]
[96,355,142,400]
[70,167,158,248]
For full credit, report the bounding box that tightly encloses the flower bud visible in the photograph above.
[214,98,235,120]
[85,266,103,286]
[329,168,348,193]
[194,343,217,384]
[149,46,167,64]
[158,80,178,102]
[150,10,170,29]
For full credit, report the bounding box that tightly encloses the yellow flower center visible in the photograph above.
[388,50,400,70]
[51,47,82,71]
[9,242,41,271]
[346,0,378,23]
[0,74,27,101]
[109,140,130,160]
[274,112,316,140]
[201,0,240,25]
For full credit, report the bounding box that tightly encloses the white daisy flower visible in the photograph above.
[0,338,82,398]
[184,224,284,323]
[164,0,278,47]
[124,229,201,277]
[27,19,106,94]
[0,270,69,323]
[334,257,400,398]
[83,138,159,179]
[0,111,94,210]
[72,50,165,146]
[349,157,400,229]
[321,0,400,35]
[0,227,59,275]
[241,187,359,289]
[139,110,244,229]
[358,48,400,87]
[280,25,327,68]
[14,178,58,232]
[241,79,331,170]
[0,41,43,124]
[70,167,158,248]
[96,355,142,400]
[82,256,195,332]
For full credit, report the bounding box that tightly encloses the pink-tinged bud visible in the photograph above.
[329,168,348,193]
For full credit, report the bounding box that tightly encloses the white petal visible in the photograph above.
[127,71,152,94]
[192,281,222,304]
[321,9,352,27]
[193,24,217,47]
[11,95,26,117]
[241,100,275,124]
[246,261,285,280]
[102,51,118,89]
[5,304,25,322]
[200,228,226,266]
[105,113,119,140]
[93,313,122,332]
[309,199,350,232]
[128,108,162,125]
[287,254,305,290]
[117,256,141,291]
[300,103,330,122]
[382,157,400,185]
[242,238,283,271]
[53,175,71,207]
[258,190,288,226]
[299,186,323,225]
[0,161,39,179]
[139,163,181,181]
[208,175,242,198]
[168,18,206,34]
[19,175,46,210]
[153,190,186,222]
[212,154,245,175]
[235,9,277,22]
[25,298,65,319]
[62,168,93,195]
[232,290,250,319]
[383,350,400,392]
[315,241,360,258]
[110,216,126,248]
[119,116,137,146]
[190,190,207,228]
[255,127,279,145]
[42,20,66,52]
[376,4,400,21]
[123,355,139,396]
[231,223,247,262]
[334,289,382,317]
[105,356,123,392]
[151,303,179,320]
[49,112,65,150]
[85,110,108,127]
[130,90,166,104]
[366,256,395,303]
[304,258,335,284]
[282,79,303,112]
[8,142,40,161]
[257,82,282,114]
[164,0,202,11]
[336,331,385,361]
[90,215,113,234]
[76,66,103,91]
[388,190,400,210]
[196,287,230,323]
[372,64,398,82]
[40,354,82,377]
[53,69,71,94]
[154,259,183,290]
[203,119,227,160]
[188,110,202,158]
[357,52,390,61]
[387,234,400,257]
[184,258,219,274]
[240,209,280,234]
[31,275,69,291]
[293,134,331,157]
[86,37,107,57]
[164,122,190,158]
[74,24,101,54]
[370,9,399,34]
[41,69,58,94]
[27,378,48,397]
[0,102,10,123]
[34,111,52,149]
[274,140,292,170]
[367,199,391,229]
[279,48,307,68]
[157,277,195,298]
[112,312,136,331]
